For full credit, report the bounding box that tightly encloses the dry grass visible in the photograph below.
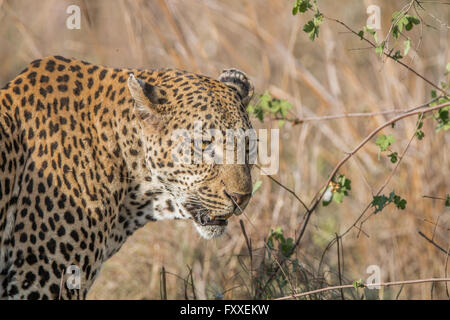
[0,0,448,299]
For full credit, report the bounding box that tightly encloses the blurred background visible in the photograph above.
[0,0,448,299]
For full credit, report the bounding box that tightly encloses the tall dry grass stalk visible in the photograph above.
[0,0,448,299]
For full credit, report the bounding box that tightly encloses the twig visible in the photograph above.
[417,1,450,4]
[275,278,450,300]
[58,268,65,300]
[276,97,440,125]
[276,110,415,124]
[395,285,405,299]
[445,244,450,299]
[323,15,449,97]
[318,116,430,272]
[227,181,296,297]
[336,234,344,300]
[356,119,420,234]
[263,101,449,290]
[418,231,450,255]
[255,164,309,212]
[310,102,448,209]
[422,195,448,201]
[239,220,254,297]
[186,265,197,300]
[303,102,449,248]
[160,266,167,300]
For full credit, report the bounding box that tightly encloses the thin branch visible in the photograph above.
[160,266,167,300]
[276,95,439,125]
[323,15,449,97]
[418,231,450,255]
[239,219,254,297]
[318,106,431,272]
[336,234,345,300]
[356,120,419,235]
[262,101,449,291]
[255,164,309,212]
[275,110,414,124]
[423,195,448,201]
[275,278,450,300]
[306,102,448,214]
[417,1,450,4]
[445,244,450,299]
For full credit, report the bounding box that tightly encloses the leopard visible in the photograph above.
[0,55,255,299]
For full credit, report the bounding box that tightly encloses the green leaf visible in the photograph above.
[391,11,402,21]
[392,50,403,61]
[337,174,352,191]
[267,227,295,258]
[372,195,390,214]
[353,279,365,289]
[446,62,450,73]
[445,195,450,207]
[299,0,312,13]
[247,91,292,123]
[405,21,413,31]
[333,192,345,204]
[365,26,376,36]
[303,12,323,41]
[322,175,352,206]
[375,41,385,57]
[392,25,400,39]
[404,39,411,56]
[388,152,398,163]
[435,105,450,131]
[375,134,395,152]
[292,0,313,15]
[358,30,364,40]
[365,26,378,43]
[415,129,425,140]
[303,20,315,33]
[408,16,420,25]
[431,90,437,99]
[252,180,262,195]
[371,191,407,214]
[247,104,264,122]
[394,196,407,210]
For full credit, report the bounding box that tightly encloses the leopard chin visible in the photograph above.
[193,222,227,239]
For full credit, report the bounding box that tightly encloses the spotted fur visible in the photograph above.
[0,56,254,299]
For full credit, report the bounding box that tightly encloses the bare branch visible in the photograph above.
[323,15,449,97]
[275,278,450,300]
[262,101,449,290]
[418,231,450,255]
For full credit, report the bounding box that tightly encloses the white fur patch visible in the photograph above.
[193,222,227,240]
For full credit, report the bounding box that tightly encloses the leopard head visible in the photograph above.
[127,68,255,239]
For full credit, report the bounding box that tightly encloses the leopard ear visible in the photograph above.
[218,68,254,106]
[127,73,168,121]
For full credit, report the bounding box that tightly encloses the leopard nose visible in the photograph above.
[229,192,251,207]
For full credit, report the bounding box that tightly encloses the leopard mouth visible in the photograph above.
[184,198,231,228]
[197,214,228,226]
[187,205,229,239]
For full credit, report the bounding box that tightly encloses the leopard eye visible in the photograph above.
[201,136,215,151]
[201,141,209,150]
